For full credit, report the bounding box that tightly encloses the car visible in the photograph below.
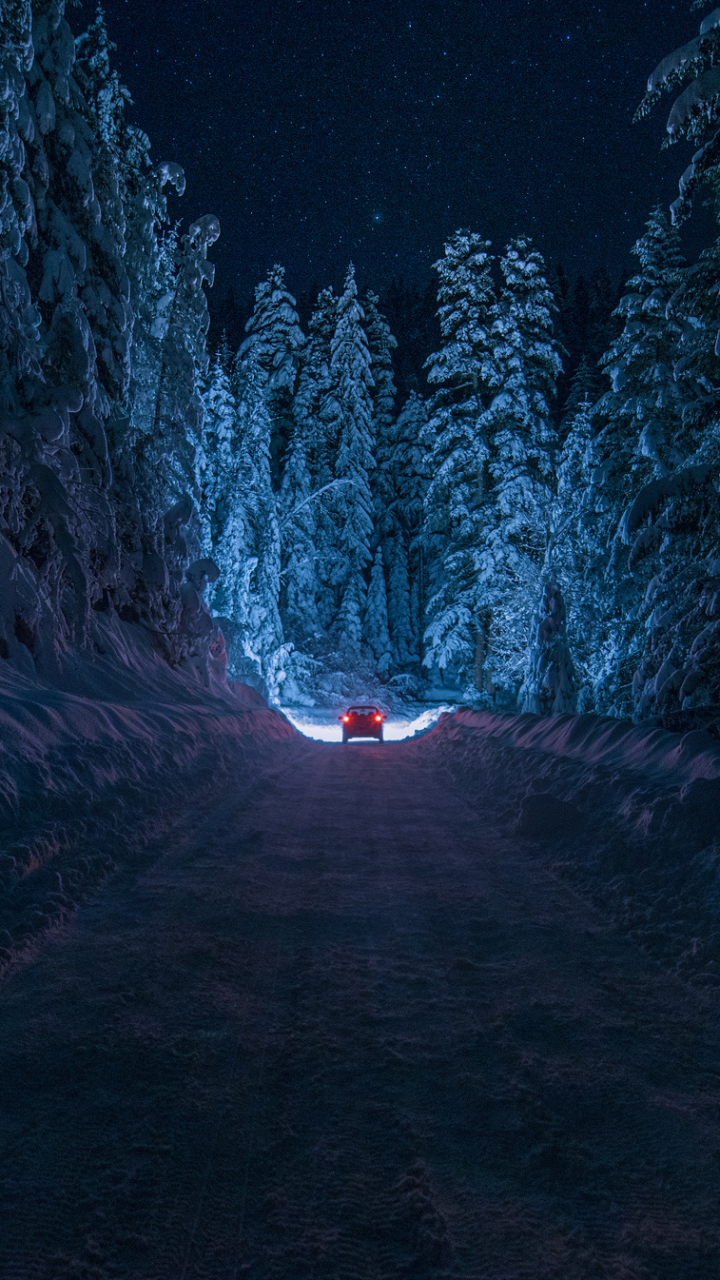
[339,705,386,743]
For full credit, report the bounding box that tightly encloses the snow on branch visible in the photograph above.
[279,477,358,529]
[667,66,720,138]
[620,463,714,543]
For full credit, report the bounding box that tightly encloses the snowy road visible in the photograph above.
[2,725,720,1279]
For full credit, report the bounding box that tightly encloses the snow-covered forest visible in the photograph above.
[2,0,720,732]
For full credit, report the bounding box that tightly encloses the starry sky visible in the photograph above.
[77,0,716,302]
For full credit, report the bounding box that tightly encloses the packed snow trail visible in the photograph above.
[1,728,720,1279]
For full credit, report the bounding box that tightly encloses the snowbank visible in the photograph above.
[0,615,295,974]
[450,707,720,784]
[429,708,720,985]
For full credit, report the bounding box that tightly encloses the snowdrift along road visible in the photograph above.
[0,620,295,975]
[1,646,720,1276]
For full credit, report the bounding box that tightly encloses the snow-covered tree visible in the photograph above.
[290,287,337,629]
[636,7,720,224]
[365,546,392,672]
[321,265,376,647]
[386,533,415,665]
[237,264,304,488]
[295,287,337,489]
[520,582,577,715]
[0,0,135,659]
[600,209,688,476]
[364,289,397,540]
[385,391,429,664]
[279,426,320,640]
[0,0,224,683]
[197,341,236,554]
[0,0,42,419]
[153,216,220,511]
[622,463,719,727]
[209,352,282,672]
[477,237,560,699]
[584,209,690,714]
[552,383,597,704]
[422,231,498,682]
[557,356,598,446]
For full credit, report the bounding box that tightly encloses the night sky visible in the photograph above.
[77,0,716,302]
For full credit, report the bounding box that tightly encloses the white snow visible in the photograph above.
[0,603,719,1280]
[282,702,453,742]
[668,66,720,137]
[0,615,294,971]
[451,705,720,784]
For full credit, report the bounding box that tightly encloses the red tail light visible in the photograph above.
[342,716,350,722]
[375,715,382,722]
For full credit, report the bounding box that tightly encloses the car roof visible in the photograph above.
[347,704,378,712]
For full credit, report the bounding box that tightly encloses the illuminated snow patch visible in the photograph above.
[282,705,453,743]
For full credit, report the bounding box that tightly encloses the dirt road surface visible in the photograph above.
[2,730,720,1279]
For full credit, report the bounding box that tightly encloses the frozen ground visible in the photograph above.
[1,643,720,1277]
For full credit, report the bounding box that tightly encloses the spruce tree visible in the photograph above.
[209,351,283,672]
[365,546,392,673]
[520,582,578,715]
[295,287,337,491]
[197,342,236,557]
[364,289,398,544]
[552,382,597,703]
[0,0,135,653]
[0,1,223,677]
[422,231,498,682]
[292,287,337,629]
[279,426,320,640]
[636,7,720,223]
[322,265,376,647]
[237,264,304,489]
[586,209,689,715]
[479,236,560,699]
[386,534,415,665]
[387,391,429,664]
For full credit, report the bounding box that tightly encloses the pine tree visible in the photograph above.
[622,461,719,729]
[0,0,135,654]
[520,582,577,715]
[636,7,720,223]
[209,352,283,672]
[0,0,42,419]
[322,265,376,646]
[557,355,599,446]
[365,546,392,672]
[197,341,236,555]
[477,237,560,699]
[586,209,689,715]
[160,217,221,509]
[279,427,320,639]
[552,383,597,703]
[386,534,415,665]
[364,289,398,544]
[387,391,429,664]
[295,287,337,492]
[237,264,304,489]
[287,292,334,628]
[422,231,498,682]
[0,1,224,679]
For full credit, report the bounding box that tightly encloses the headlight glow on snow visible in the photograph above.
[281,706,452,742]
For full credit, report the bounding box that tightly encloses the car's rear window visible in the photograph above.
[349,706,376,714]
